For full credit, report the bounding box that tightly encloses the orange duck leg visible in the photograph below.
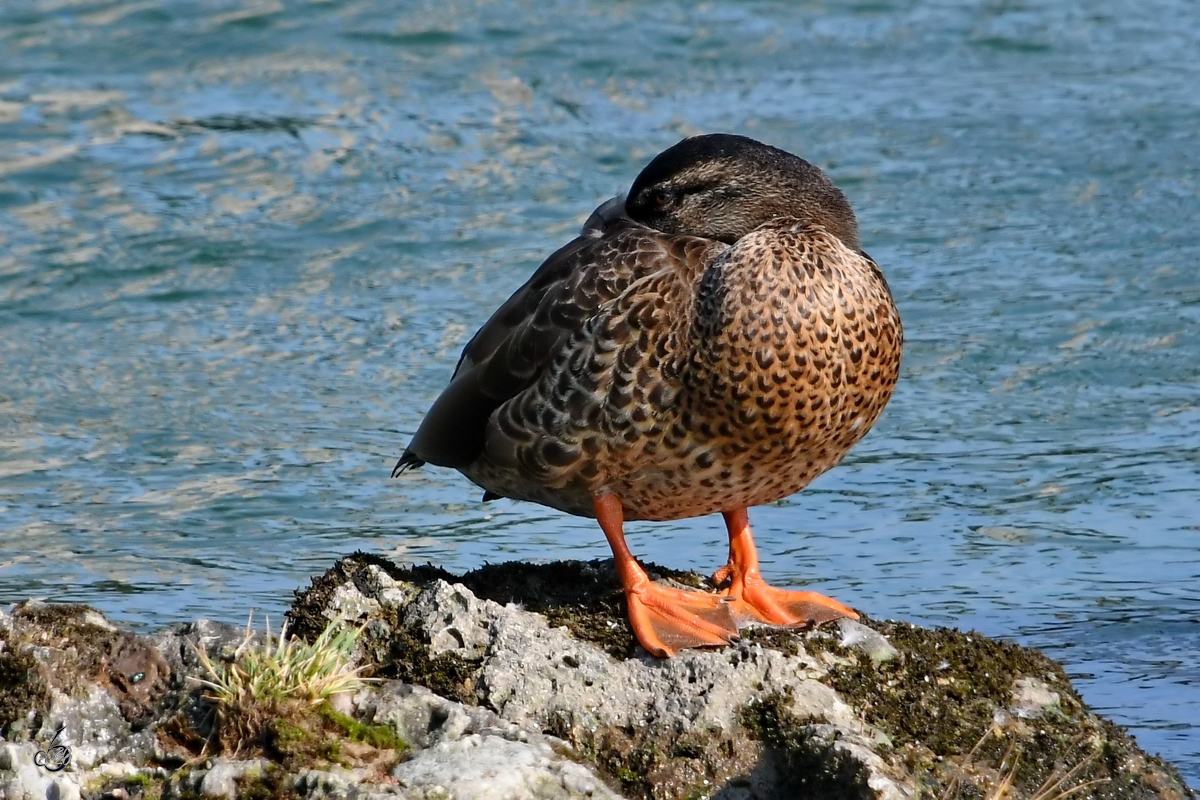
[594,494,740,657]
[715,509,858,628]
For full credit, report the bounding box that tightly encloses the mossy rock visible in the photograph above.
[286,554,1195,800]
[288,550,707,663]
[0,646,49,737]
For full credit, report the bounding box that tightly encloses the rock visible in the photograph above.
[36,684,159,769]
[0,742,55,800]
[288,554,1198,800]
[355,575,906,800]
[360,680,616,798]
[96,760,141,779]
[200,758,270,799]
[395,734,619,799]
[48,775,82,800]
[0,555,1195,800]
[835,618,898,664]
[1,600,171,765]
[291,768,407,799]
[0,742,81,800]
[164,758,273,800]
[1009,676,1061,719]
[364,682,524,751]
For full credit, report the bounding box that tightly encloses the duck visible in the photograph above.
[394,133,903,657]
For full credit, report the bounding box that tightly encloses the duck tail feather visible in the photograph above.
[391,451,425,478]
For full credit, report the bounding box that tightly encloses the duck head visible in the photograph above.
[625,133,860,250]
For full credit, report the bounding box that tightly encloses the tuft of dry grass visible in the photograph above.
[1025,751,1109,800]
[190,613,374,751]
[941,726,1109,800]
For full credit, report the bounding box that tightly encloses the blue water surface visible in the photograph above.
[0,0,1196,785]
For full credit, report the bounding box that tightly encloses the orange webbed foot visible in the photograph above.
[595,493,740,657]
[624,580,740,658]
[724,572,858,629]
[718,508,858,631]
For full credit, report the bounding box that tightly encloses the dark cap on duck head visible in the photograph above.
[625,133,860,250]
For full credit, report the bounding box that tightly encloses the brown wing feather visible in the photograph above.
[400,199,702,472]
[452,196,628,377]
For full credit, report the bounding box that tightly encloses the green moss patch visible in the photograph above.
[86,769,168,800]
[288,551,712,663]
[822,619,1192,799]
[221,764,290,800]
[825,620,1077,754]
[286,555,1194,800]
[318,704,405,751]
[738,689,875,800]
[250,700,403,782]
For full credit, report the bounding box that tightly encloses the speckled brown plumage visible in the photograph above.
[395,133,903,656]
[449,216,901,523]
[399,137,901,520]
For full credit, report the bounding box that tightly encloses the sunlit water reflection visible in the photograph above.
[1,0,1196,784]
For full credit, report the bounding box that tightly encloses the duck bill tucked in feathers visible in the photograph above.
[395,133,902,657]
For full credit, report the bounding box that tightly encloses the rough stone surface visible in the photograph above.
[289,555,1198,800]
[47,774,82,800]
[291,768,407,799]
[363,681,619,799]
[0,742,56,800]
[164,757,273,799]
[0,556,1195,800]
[38,684,159,770]
[396,735,617,799]
[316,570,908,800]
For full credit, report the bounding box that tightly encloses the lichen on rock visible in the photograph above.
[285,553,1195,800]
[0,555,1194,800]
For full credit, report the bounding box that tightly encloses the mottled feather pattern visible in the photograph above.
[402,134,903,534]
[461,226,727,510]
[461,217,901,520]
[401,216,686,469]
[399,134,904,657]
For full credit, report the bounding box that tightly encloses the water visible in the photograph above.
[1,0,1197,784]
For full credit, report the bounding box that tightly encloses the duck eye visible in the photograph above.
[649,188,675,209]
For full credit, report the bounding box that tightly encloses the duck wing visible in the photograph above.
[451,197,628,382]
[396,199,708,473]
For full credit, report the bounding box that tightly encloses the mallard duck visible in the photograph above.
[395,134,903,657]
